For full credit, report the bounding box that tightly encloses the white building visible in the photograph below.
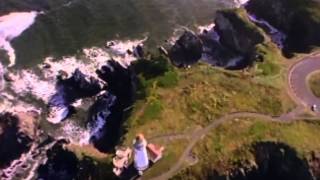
[133,134,149,175]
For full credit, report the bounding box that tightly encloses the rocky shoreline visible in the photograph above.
[1,0,320,179]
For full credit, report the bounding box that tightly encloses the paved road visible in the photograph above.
[149,55,320,180]
[289,56,320,108]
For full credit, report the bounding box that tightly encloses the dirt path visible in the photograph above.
[149,54,320,180]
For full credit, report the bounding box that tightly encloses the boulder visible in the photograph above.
[168,31,203,67]
[0,112,39,168]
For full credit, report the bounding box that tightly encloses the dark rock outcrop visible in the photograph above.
[0,112,39,168]
[200,27,242,68]
[37,142,79,180]
[87,92,116,141]
[246,0,320,55]
[52,68,103,104]
[200,8,266,69]
[133,45,144,59]
[169,31,203,67]
[94,60,136,152]
[230,142,313,180]
[48,69,103,123]
[215,8,265,55]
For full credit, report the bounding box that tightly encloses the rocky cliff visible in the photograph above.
[246,0,320,54]
[215,8,265,55]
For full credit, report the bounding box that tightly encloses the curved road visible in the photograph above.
[149,54,320,180]
[289,56,320,108]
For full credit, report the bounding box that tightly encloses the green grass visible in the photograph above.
[66,54,294,180]
[308,71,320,98]
[172,118,320,179]
[253,37,284,77]
[124,59,293,144]
[142,139,189,180]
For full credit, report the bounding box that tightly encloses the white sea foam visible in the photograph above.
[198,23,215,34]
[0,94,41,114]
[7,38,145,106]
[0,12,38,67]
[105,38,147,67]
[233,0,249,7]
[60,121,91,145]
[60,111,109,145]
[2,38,145,144]
[10,69,56,102]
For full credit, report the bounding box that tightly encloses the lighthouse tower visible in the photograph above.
[133,133,149,175]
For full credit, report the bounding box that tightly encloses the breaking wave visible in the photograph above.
[233,0,250,7]
[0,12,39,67]
[1,38,144,146]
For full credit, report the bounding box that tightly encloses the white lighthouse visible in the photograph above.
[133,133,149,175]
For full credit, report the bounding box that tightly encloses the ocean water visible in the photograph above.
[4,0,237,67]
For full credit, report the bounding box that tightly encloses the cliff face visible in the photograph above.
[0,112,39,168]
[215,9,265,55]
[246,0,320,53]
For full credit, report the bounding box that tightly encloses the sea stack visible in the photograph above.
[133,134,149,175]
